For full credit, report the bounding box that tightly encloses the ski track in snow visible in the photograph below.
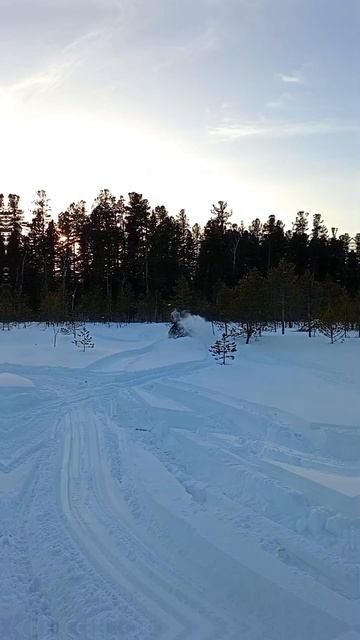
[0,325,359,639]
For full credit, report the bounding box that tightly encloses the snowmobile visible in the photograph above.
[168,309,191,339]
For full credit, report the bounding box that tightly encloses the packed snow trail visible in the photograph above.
[0,324,359,639]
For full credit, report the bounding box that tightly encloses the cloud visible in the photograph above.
[0,27,110,107]
[0,66,68,111]
[150,25,221,73]
[279,74,302,84]
[265,92,291,109]
[209,120,360,140]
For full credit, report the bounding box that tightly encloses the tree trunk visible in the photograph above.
[19,252,27,296]
[307,298,312,338]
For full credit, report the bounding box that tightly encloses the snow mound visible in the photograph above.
[0,372,40,415]
[0,373,35,388]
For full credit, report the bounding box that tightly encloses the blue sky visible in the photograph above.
[0,0,359,232]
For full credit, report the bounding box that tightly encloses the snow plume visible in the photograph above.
[179,314,213,344]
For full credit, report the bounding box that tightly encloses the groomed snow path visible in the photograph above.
[0,323,359,639]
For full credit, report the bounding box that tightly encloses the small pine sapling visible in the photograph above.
[318,316,344,344]
[209,331,237,365]
[73,326,95,352]
[318,304,345,344]
[67,320,82,341]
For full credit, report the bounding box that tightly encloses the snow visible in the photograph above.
[268,459,360,498]
[0,321,359,639]
[134,386,192,412]
[0,372,35,387]
[183,330,360,426]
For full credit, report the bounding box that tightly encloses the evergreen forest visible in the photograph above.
[1,189,359,336]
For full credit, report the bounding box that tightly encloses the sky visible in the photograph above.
[0,0,359,233]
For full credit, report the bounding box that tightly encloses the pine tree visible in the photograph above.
[0,194,11,247]
[0,194,9,289]
[344,246,360,297]
[58,202,82,311]
[268,259,296,334]
[318,310,345,344]
[73,326,95,352]
[176,209,196,280]
[0,195,25,292]
[89,189,123,317]
[172,275,193,312]
[26,190,53,307]
[197,201,232,300]
[39,289,63,323]
[148,205,179,300]
[114,282,136,323]
[233,270,268,342]
[317,280,346,343]
[262,214,287,270]
[353,292,360,337]
[125,192,151,297]
[226,222,243,284]
[6,194,25,293]
[288,211,309,275]
[78,289,106,322]
[309,213,329,280]
[296,270,321,337]
[209,331,237,365]
[0,290,15,330]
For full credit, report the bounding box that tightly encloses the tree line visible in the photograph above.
[0,189,359,333]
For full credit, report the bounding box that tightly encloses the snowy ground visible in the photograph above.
[0,320,359,639]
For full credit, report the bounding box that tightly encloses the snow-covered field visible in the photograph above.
[0,320,359,639]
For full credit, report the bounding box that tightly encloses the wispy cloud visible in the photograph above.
[279,73,302,84]
[0,65,70,113]
[265,92,291,110]
[63,27,109,54]
[150,25,221,73]
[5,65,69,97]
[209,120,360,141]
[0,28,108,105]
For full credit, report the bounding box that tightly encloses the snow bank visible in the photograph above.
[184,330,360,426]
[0,372,35,388]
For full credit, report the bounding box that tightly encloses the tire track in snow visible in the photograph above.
[124,380,359,633]
[1,342,358,639]
[58,406,227,639]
